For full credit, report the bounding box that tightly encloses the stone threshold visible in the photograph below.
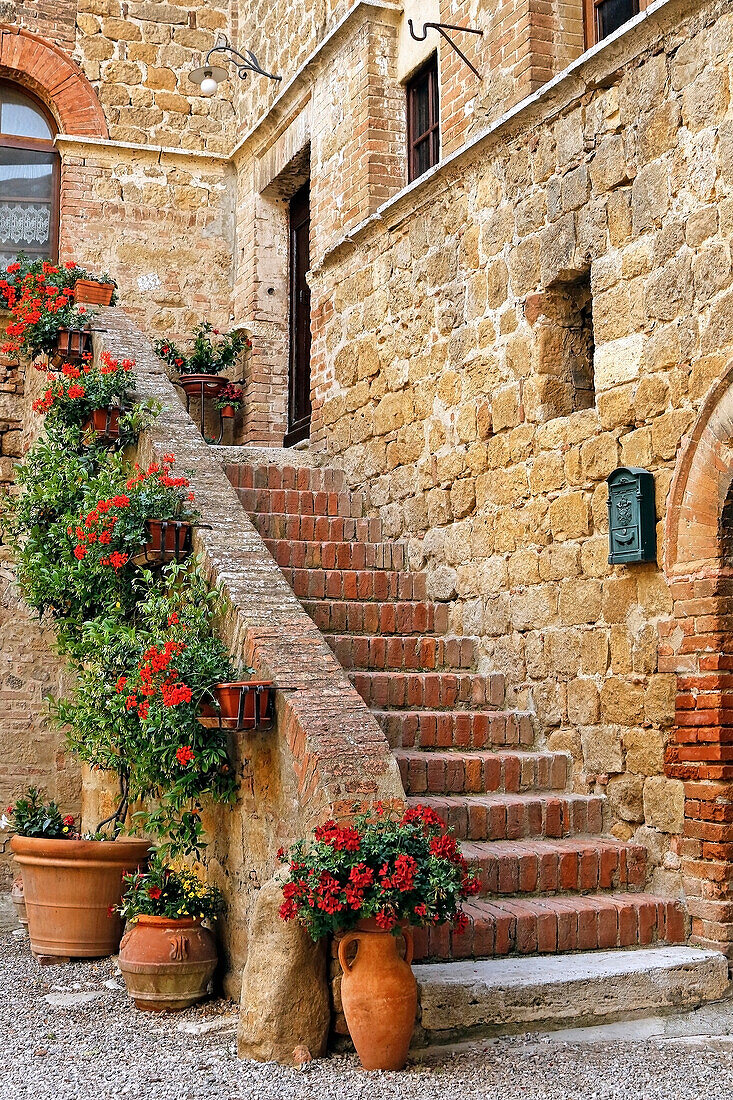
[413,946,730,1045]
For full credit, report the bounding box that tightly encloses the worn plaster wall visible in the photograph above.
[305,0,733,885]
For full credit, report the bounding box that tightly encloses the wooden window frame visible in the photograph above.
[406,54,440,184]
[0,81,60,262]
[583,0,648,48]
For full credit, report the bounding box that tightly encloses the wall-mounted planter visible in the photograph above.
[178,374,229,399]
[74,279,115,306]
[51,327,93,367]
[198,680,275,731]
[133,518,193,566]
[83,406,121,442]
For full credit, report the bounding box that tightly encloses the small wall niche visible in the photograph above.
[526,272,595,421]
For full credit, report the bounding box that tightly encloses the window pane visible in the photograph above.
[413,137,432,180]
[0,147,55,265]
[413,75,431,139]
[596,0,639,41]
[0,88,54,140]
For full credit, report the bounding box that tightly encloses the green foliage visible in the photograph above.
[278,805,481,941]
[154,322,250,377]
[1,787,75,840]
[118,856,225,922]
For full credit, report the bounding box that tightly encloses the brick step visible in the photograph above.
[284,567,427,602]
[395,748,569,795]
[375,709,535,750]
[461,837,647,897]
[411,893,687,962]
[235,486,365,519]
[250,514,383,544]
[225,463,347,493]
[408,792,604,841]
[326,634,477,671]
[264,538,407,571]
[350,671,505,710]
[302,599,449,636]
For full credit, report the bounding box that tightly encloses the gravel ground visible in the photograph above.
[4,928,733,1100]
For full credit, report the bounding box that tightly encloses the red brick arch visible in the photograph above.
[0,26,107,137]
[663,358,733,956]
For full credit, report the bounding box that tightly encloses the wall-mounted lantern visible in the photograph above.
[189,35,282,97]
[607,467,657,565]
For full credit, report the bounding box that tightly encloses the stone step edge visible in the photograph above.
[412,946,729,1045]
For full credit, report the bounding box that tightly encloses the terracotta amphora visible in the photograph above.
[119,915,217,1011]
[338,920,417,1071]
[10,835,150,957]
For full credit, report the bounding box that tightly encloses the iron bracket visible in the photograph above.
[205,35,282,82]
[407,20,484,80]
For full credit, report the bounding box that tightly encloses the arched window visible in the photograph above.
[0,83,59,267]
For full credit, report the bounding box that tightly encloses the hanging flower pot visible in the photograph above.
[198,680,275,731]
[133,518,193,566]
[119,915,218,1011]
[10,835,150,958]
[83,406,121,442]
[74,279,115,306]
[51,326,93,367]
[337,920,417,1071]
[220,404,236,419]
[178,374,230,399]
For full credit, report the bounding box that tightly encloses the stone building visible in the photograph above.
[2,0,733,1053]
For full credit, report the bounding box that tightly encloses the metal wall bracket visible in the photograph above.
[407,20,484,79]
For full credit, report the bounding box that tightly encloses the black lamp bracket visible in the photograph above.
[206,35,282,82]
[407,20,484,79]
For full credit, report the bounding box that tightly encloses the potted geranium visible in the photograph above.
[154,323,250,399]
[215,382,244,419]
[117,859,223,1011]
[2,787,149,959]
[33,351,146,445]
[0,262,94,363]
[198,676,275,730]
[278,805,481,1071]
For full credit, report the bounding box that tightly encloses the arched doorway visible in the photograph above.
[0,82,59,265]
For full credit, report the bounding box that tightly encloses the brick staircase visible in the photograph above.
[224,452,687,964]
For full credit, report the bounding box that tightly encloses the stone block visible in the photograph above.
[559,579,602,625]
[594,334,644,392]
[643,777,685,834]
[600,678,643,724]
[549,492,590,541]
[568,679,600,725]
[581,723,623,773]
[623,727,664,776]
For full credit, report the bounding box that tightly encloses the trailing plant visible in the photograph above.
[277,804,481,940]
[0,787,75,842]
[117,857,224,923]
[154,322,250,377]
[51,562,238,856]
[0,263,95,359]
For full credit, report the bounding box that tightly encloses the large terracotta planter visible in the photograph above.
[198,680,275,731]
[337,920,417,1071]
[11,876,28,928]
[118,915,217,1011]
[74,279,115,306]
[10,835,150,957]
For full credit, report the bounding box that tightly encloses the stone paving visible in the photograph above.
[3,927,733,1100]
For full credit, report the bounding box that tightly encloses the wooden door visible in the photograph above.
[285,183,311,446]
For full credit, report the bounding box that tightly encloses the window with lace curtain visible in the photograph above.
[0,83,59,268]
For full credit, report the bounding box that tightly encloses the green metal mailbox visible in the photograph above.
[606,467,656,565]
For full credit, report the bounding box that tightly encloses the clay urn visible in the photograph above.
[118,915,217,1011]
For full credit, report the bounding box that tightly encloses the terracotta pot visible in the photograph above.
[198,680,275,730]
[133,518,193,566]
[51,327,93,366]
[9,835,150,957]
[74,279,115,306]
[118,915,217,1012]
[219,404,236,418]
[338,921,416,1071]
[178,374,229,399]
[11,876,28,927]
[83,406,121,440]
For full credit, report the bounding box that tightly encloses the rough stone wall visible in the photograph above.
[0,353,80,891]
[306,0,733,889]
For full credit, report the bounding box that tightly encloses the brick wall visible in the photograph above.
[302,0,733,895]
